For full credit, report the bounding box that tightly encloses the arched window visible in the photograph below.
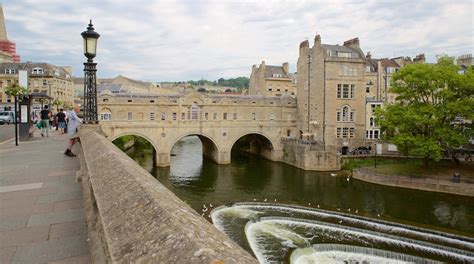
[342,106,349,122]
[190,102,200,120]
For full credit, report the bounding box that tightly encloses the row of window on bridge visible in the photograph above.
[99,111,291,122]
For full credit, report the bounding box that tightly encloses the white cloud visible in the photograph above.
[3,0,473,81]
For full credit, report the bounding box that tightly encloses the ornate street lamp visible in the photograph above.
[81,20,100,123]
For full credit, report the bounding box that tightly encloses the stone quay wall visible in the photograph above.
[77,128,257,263]
[281,138,341,171]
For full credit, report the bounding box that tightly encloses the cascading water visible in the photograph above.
[211,203,474,263]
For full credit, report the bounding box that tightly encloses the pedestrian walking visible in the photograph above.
[40,105,51,137]
[64,105,83,157]
[56,109,66,134]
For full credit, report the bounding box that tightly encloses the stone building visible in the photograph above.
[296,35,367,153]
[363,53,425,153]
[0,62,74,108]
[249,61,296,96]
[457,54,473,69]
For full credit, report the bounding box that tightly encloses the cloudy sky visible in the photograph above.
[3,0,473,81]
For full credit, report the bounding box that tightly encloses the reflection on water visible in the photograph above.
[126,135,474,258]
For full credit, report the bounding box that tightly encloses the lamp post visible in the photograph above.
[81,20,100,123]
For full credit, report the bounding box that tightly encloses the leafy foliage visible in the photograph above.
[4,82,28,99]
[376,55,474,162]
[52,98,62,111]
[187,77,249,89]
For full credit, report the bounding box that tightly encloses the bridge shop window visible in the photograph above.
[150,112,155,121]
[252,113,256,120]
[100,113,111,121]
[213,113,217,120]
[161,112,166,120]
[204,112,209,120]
[127,112,132,121]
[223,113,227,120]
[190,103,199,120]
[270,113,275,120]
[172,113,177,120]
[233,113,237,120]
[181,112,185,120]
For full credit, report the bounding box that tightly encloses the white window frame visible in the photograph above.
[100,112,111,121]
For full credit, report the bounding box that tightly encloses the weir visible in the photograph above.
[211,203,474,263]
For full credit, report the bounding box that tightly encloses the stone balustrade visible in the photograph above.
[77,126,257,263]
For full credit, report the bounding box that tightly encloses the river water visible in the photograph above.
[125,136,474,263]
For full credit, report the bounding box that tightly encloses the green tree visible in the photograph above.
[4,82,28,100]
[52,98,62,112]
[376,55,474,164]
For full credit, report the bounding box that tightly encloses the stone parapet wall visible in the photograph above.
[78,128,257,263]
[353,168,474,197]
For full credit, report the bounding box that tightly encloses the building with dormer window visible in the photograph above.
[249,61,296,97]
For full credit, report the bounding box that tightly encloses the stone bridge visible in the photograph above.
[97,91,298,166]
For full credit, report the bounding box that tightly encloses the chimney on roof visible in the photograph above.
[413,53,425,63]
[314,34,321,46]
[366,51,371,59]
[299,40,309,49]
[343,37,360,49]
[282,62,289,74]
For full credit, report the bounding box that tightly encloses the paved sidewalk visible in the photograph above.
[0,129,90,263]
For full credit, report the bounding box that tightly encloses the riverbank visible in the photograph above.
[351,161,474,196]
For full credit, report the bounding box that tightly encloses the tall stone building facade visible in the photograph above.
[297,35,366,153]
[249,61,296,96]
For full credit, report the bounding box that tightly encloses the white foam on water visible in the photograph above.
[220,203,474,251]
[247,218,473,263]
[211,206,262,233]
[290,247,414,264]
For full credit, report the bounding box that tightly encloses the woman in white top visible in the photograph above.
[65,105,83,157]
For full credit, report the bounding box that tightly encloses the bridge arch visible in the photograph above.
[230,132,277,162]
[168,132,224,165]
[110,132,159,156]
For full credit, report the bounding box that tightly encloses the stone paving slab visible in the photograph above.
[27,209,85,228]
[0,215,30,231]
[48,221,87,240]
[0,226,50,247]
[53,199,84,212]
[0,131,90,263]
[0,246,16,263]
[12,235,89,264]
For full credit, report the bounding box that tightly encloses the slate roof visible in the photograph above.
[322,44,363,59]
[264,65,290,78]
[98,83,127,94]
[0,62,71,79]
